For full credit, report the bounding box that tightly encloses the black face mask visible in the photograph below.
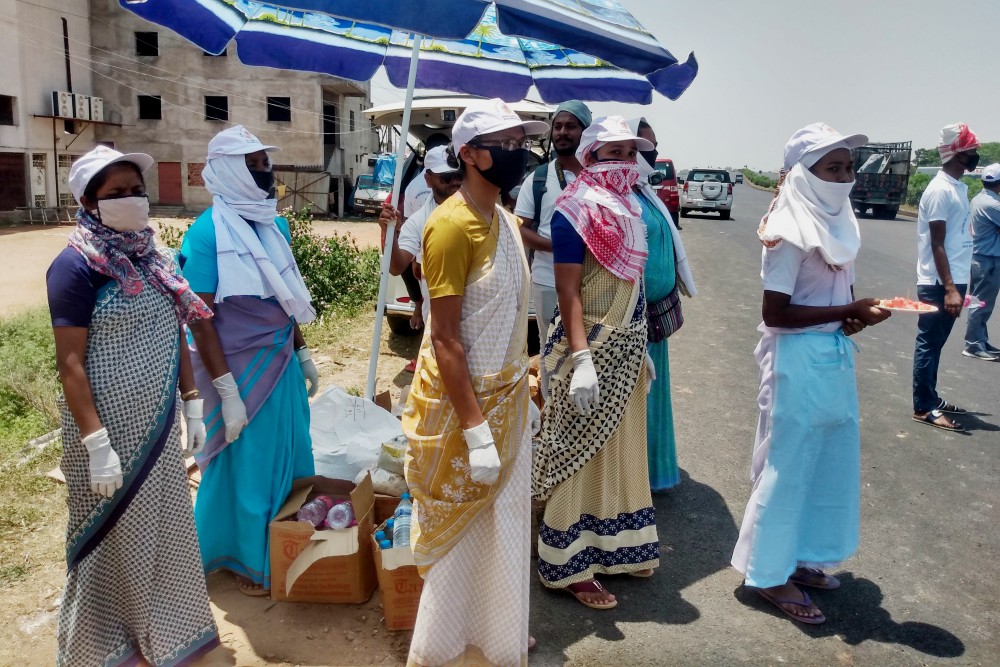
[961,152,981,172]
[479,147,529,193]
[640,149,658,169]
[249,170,276,199]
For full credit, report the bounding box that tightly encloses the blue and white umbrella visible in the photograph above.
[121,0,697,397]
[122,1,696,103]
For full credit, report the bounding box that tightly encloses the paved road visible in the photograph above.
[529,184,999,666]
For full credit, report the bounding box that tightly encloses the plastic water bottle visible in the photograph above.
[296,495,333,527]
[392,493,412,547]
[964,294,987,309]
[326,501,355,529]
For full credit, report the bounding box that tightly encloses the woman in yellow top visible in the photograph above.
[401,98,546,667]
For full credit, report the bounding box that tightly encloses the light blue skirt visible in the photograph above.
[732,331,861,588]
[195,359,314,588]
[646,339,679,491]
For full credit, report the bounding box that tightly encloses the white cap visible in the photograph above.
[207,125,280,160]
[982,163,1000,184]
[451,98,549,152]
[575,115,654,163]
[423,145,457,174]
[69,145,155,205]
[783,122,867,171]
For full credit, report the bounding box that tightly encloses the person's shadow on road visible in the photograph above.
[529,469,739,664]
[733,573,965,658]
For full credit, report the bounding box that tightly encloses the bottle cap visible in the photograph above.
[375,531,385,541]
[401,493,411,501]
[379,540,392,550]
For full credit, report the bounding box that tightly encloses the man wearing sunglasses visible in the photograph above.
[381,145,464,336]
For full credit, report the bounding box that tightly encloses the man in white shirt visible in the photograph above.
[402,133,451,218]
[912,123,980,432]
[514,100,591,398]
[380,145,463,328]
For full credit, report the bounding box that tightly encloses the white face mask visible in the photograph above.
[802,168,854,213]
[94,196,150,232]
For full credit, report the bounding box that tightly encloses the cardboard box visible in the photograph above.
[269,474,377,603]
[374,494,403,526]
[372,521,424,631]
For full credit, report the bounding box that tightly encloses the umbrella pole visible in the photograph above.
[366,33,423,401]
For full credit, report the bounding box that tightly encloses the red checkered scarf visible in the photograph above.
[553,159,647,283]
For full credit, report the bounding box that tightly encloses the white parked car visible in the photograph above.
[680,168,733,220]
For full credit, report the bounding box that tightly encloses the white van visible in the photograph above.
[364,96,552,347]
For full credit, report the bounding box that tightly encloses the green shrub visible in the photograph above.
[742,169,776,189]
[283,208,380,317]
[906,173,931,207]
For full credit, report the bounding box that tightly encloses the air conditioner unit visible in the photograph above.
[89,97,104,122]
[51,91,72,118]
[74,94,91,120]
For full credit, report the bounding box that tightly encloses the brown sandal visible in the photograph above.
[237,576,269,597]
[565,579,617,610]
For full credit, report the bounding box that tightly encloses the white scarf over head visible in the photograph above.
[758,145,860,268]
[202,154,315,323]
[627,117,697,297]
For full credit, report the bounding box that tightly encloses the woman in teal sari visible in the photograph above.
[180,126,318,596]
[630,118,697,492]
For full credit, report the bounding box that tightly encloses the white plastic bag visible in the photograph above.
[310,386,403,481]
[355,465,409,497]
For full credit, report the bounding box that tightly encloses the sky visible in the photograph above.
[368,0,999,172]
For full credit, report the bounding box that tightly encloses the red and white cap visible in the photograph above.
[69,145,154,205]
[938,123,980,164]
[451,98,549,152]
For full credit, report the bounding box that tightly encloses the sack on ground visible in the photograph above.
[311,386,403,481]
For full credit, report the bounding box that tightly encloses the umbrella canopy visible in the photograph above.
[121,0,697,103]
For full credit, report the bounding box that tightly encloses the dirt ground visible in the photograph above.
[1,219,384,318]
[0,218,423,666]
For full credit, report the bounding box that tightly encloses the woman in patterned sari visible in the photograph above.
[402,99,546,666]
[47,146,218,666]
[532,116,660,610]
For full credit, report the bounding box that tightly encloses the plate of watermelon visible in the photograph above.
[877,297,938,313]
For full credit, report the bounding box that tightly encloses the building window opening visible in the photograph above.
[0,96,15,126]
[349,110,355,132]
[135,32,159,57]
[267,97,291,122]
[137,95,162,120]
[205,96,229,121]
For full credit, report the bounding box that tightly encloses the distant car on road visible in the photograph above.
[680,168,733,220]
[651,158,679,222]
[734,173,744,183]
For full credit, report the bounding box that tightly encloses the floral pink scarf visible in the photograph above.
[553,160,648,283]
[68,210,213,325]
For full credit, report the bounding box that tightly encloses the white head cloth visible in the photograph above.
[202,148,315,324]
[759,123,866,268]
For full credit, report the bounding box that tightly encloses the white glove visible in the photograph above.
[81,427,123,498]
[296,348,319,398]
[528,399,541,436]
[212,372,248,444]
[644,352,656,394]
[463,421,501,485]
[182,398,206,457]
[569,349,601,416]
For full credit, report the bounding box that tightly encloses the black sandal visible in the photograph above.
[913,409,966,432]
[936,399,967,414]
